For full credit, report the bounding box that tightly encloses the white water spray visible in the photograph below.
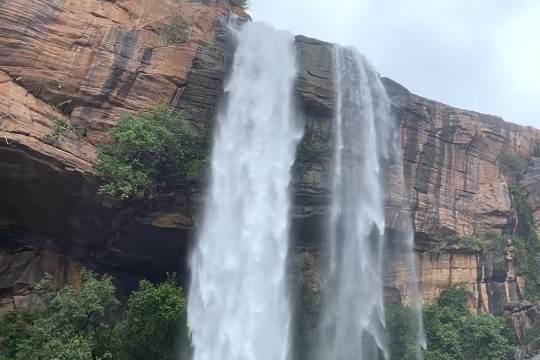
[187,22,301,360]
[318,45,424,359]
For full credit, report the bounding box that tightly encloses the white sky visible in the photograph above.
[250,0,540,128]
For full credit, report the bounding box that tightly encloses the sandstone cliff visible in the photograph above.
[1,0,540,327]
[0,0,236,311]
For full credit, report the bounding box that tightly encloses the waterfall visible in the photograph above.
[187,21,302,360]
[317,45,425,359]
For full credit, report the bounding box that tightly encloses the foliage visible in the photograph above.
[157,15,189,46]
[508,181,540,299]
[509,182,537,238]
[94,106,208,199]
[115,275,190,360]
[440,233,486,251]
[385,305,423,360]
[499,151,527,180]
[0,270,190,360]
[483,229,507,253]
[483,228,507,253]
[0,270,118,360]
[0,312,34,359]
[387,288,516,360]
[434,287,470,313]
[297,138,329,162]
[462,315,516,360]
[513,236,540,300]
[47,114,75,142]
[497,149,540,298]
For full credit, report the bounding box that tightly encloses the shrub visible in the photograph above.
[508,182,540,299]
[463,314,516,360]
[441,233,486,251]
[0,312,34,359]
[94,106,208,199]
[483,228,507,253]
[434,288,470,314]
[497,149,540,299]
[297,138,329,162]
[47,114,74,142]
[157,15,189,46]
[114,275,190,360]
[388,288,516,360]
[0,270,190,360]
[386,305,423,360]
[2,270,119,360]
[499,151,527,179]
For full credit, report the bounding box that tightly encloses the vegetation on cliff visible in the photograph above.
[0,271,189,360]
[500,150,540,300]
[290,257,517,359]
[94,107,208,199]
[387,288,516,360]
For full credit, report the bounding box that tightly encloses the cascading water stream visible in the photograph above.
[187,21,301,360]
[317,45,425,359]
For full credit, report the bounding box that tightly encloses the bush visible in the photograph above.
[499,151,527,179]
[435,288,470,314]
[508,181,540,299]
[47,114,75,142]
[387,288,516,360]
[463,314,516,360]
[157,15,189,46]
[483,228,507,253]
[0,270,190,360]
[94,106,208,199]
[440,233,486,251]
[115,275,190,360]
[0,270,119,360]
[386,305,423,360]
[0,312,34,359]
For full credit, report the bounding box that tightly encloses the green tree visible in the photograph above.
[10,270,118,360]
[0,270,191,359]
[94,106,208,199]
[0,312,33,359]
[387,288,516,360]
[115,275,190,360]
[424,288,515,360]
[386,305,423,360]
[463,314,516,360]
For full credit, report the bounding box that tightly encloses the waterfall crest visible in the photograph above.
[187,21,301,360]
[317,45,424,359]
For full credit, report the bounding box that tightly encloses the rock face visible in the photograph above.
[0,241,81,317]
[1,0,540,326]
[0,0,236,305]
[290,37,540,312]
